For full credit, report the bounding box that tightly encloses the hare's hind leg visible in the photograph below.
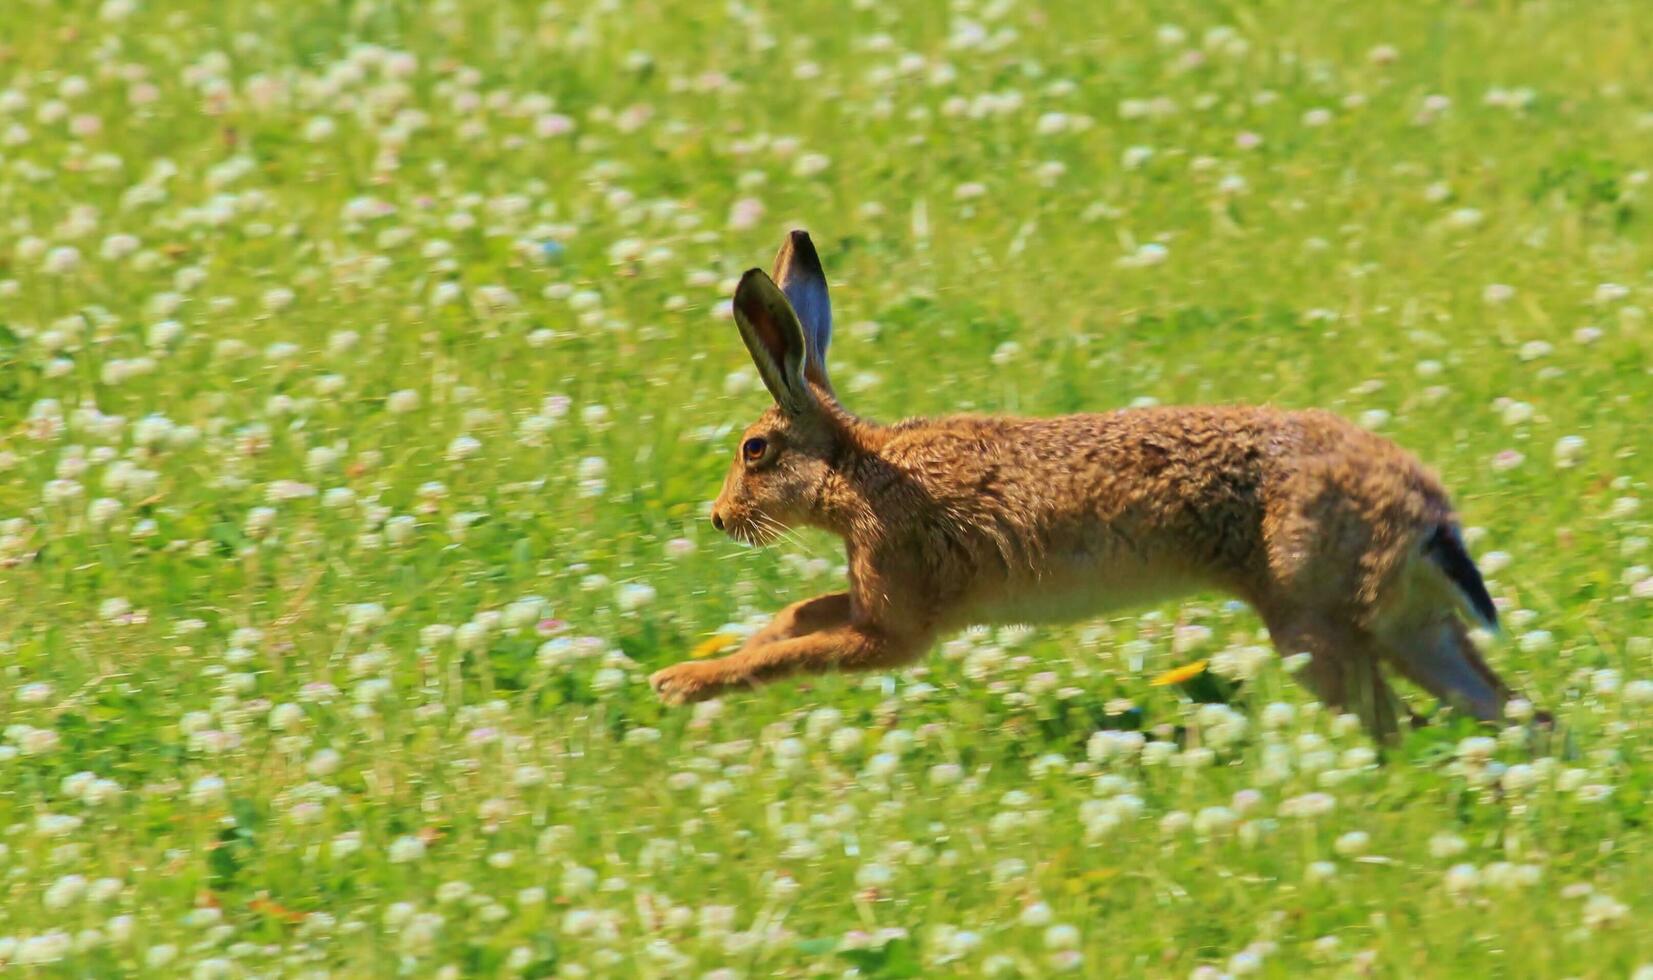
[1263,612,1408,741]
[1376,615,1508,723]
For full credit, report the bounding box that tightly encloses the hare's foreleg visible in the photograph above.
[650,593,849,705]
[733,592,851,653]
[650,594,926,704]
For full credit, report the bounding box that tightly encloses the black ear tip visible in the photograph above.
[732,268,777,313]
[780,230,825,276]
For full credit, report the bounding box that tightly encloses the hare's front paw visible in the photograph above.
[649,661,734,705]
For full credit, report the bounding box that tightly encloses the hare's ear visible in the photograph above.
[771,229,833,392]
[732,269,819,417]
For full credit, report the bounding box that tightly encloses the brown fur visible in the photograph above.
[650,232,1522,740]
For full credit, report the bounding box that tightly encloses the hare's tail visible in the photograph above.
[1425,523,1499,633]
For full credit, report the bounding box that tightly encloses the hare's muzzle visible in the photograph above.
[710,508,726,532]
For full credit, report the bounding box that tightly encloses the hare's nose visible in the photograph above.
[711,511,725,532]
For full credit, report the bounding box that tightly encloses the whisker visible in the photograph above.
[753,514,797,547]
[709,513,824,561]
[764,517,825,558]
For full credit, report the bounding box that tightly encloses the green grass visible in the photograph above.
[1,0,1651,974]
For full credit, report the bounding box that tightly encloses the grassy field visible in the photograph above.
[1,0,1652,974]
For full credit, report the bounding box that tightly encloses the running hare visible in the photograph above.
[650,230,1521,739]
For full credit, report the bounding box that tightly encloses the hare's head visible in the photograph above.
[711,231,852,545]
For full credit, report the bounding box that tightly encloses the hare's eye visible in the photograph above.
[741,437,769,462]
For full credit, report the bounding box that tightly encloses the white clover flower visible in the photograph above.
[828,726,865,756]
[1018,901,1053,927]
[347,603,387,630]
[793,153,831,177]
[269,703,304,731]
[445,434,481,461]
[1141,740,1178,766]
[1157,810,1191,835]
[1553,435,1587,467]
[1279,792,1335,818]
[591,667,626,693]
[1582,893,1629,929]
[1429,833,1467,859]
[1119,242,1168,268]
[560,864,599,895]
[60,771,95,800]
[18,728,60,755]
[1192,806,1237,836]
[854,862,893,889]
[333,831,363,858]
[576,457,608,483]
[1084,727,1150,763]
[188,775,226,806]
[1517,630,1553,653]
[43,874,86,910]
[1575,783,1614,803]
[1035,112,1070,135]
[1487,863,1543,891]
[928,763,963,786]
[387,835,426,864]
[399,912,444,955]
[85,495,123,528]
[1260,702,1296,729]
[616,582,656,612]
[1456,736,1498,762]
[88,877,122,903]
[42,246,81,275]
[16,682,53,704]
[1595,282,1630,304]
[1333,831,1370,856]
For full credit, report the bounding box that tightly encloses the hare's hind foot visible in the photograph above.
[1262,604,1526,741]
[1264,613,1410,742]
[1376,615,1510,723]
[1357,527,1527,727]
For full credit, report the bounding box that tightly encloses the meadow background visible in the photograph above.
[1,0,1652,975]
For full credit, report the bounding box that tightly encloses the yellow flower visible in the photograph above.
[691,634,740,659]
[1150,659,1209,687]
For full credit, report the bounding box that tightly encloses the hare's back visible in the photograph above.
[895,404,1440,528]
[885,405,1451,626]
